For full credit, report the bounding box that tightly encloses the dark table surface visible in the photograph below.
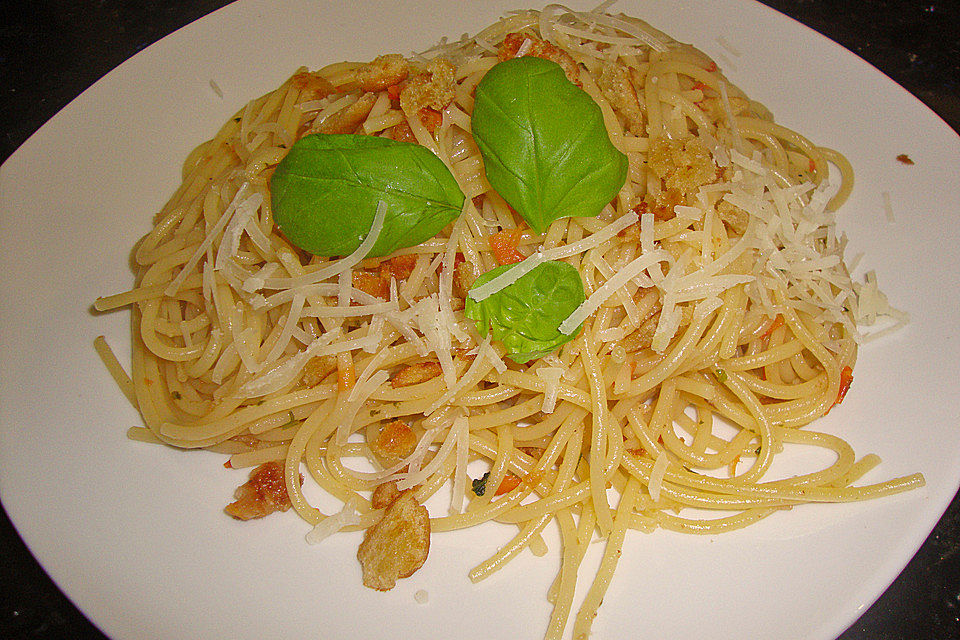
[2,1,959,639]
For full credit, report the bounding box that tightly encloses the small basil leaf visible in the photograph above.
[472,472,490,496]
[465,260,585,363]
[269,133,465,257]
[471,57,628,234]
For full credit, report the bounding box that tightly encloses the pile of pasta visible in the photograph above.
[95,5,922,639]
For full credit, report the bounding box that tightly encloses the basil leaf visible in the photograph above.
[472,472,490,496]
[269,134,465,257]
[465,260,585,363]
[471,57,628,234]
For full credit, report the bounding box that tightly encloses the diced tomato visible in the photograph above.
[381,254,418,281]
[418,107,443,133]
[495,474,522,496]
[833,366,854,409]
[391,119,417,144]
[353,270,390,299]
[488,228,526,265]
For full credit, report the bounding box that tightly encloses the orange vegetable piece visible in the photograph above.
[495,473,522,496]
[833,366,854,409]
[418,107,443,133]
[488,228,526,265]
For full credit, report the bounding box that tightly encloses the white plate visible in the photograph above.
[2,1,958,639]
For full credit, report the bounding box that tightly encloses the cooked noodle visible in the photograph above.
[94,6,923,639]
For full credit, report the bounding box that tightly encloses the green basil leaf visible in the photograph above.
[465,260,585,363]
[471,57,628,234]
[269,133,465,257]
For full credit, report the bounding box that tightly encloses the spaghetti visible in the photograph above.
[95,6,922,639]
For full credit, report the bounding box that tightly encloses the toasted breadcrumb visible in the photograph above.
[357,54,410,92]
[357,489,430,590]
[224,461,302,520]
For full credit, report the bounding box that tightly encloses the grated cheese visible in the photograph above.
[302,300,398,319]
[853,270,910,340]
[537,366,565,413]
[337,269,352,309]
[337,369,390,445]
[237,337,327,397]
[718,81,745,153]
[478,339,508,374]
[165,183,251,296]
[305,497,362,545]
[233,325,261,374]
[559,249,673,335]
[881,190,895,222]
[396,418,462,490]
[215,191,263,270]
[259,293,305,371]
[468,251,548,302]
[260,200,387,291]
[468,211,639,303]
[543,211,638,260]
[242,262,279,292]
[540,4,670,53]
[253,284,382,312]
[426,335,495,414]
[437,219,466,390]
